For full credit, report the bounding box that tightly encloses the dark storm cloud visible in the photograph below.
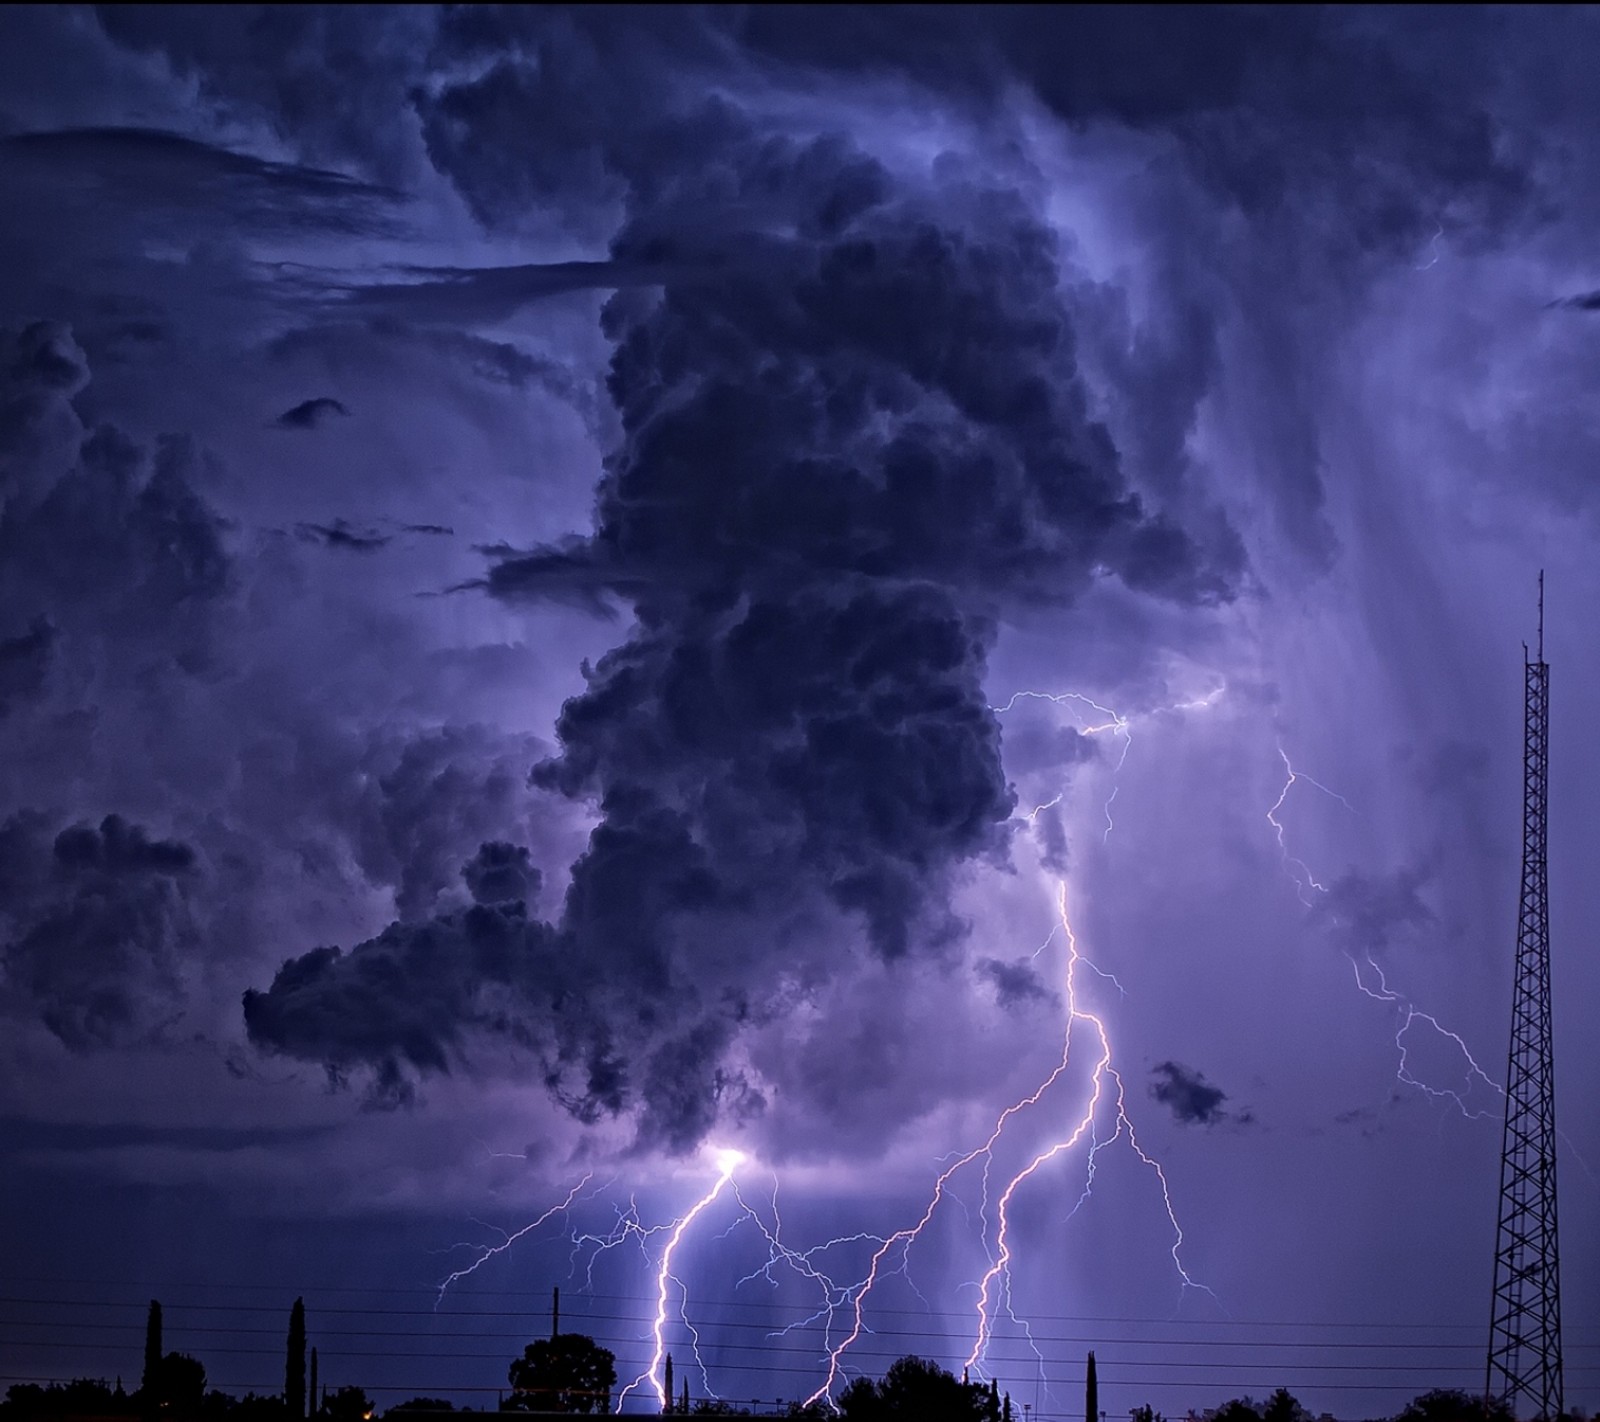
[1,322,90,506]
[727,7,1528,256]
[54,1,1542,1157]
[53,815,197,876]
[1551,290,1600,311]
[0,423,232,660]
[90,3,433,187]
[245,56,1243,1152]
[0,325,233,689]
[242,911,519,1081]
[1149,1060,1232,1127]
[242,895,628,1118]
[0,618,55,716]
[332,260,683,326]
[979,957,1053,1010]
[0,813,201,1050]
[460,841,539,907]
[0,127,404,235]
[276,396,350,430]
[294,519,388,553]
[704,7,1532,572]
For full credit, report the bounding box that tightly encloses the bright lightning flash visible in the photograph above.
[805,881,1211,1405]
[965,885,1210,1376]
[616,1147,746,1413]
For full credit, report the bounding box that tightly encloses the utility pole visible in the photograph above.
[1487,573,1563,1419]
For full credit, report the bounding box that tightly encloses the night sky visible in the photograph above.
[2,6,1598,1418]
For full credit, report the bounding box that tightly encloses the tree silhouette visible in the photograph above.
[323,1387,370,1422]
[836,1356,999,1420]
[3,1379,140,1420]
[1262,1390,1307,1422]
[506,1334,617,1415]
[142,1303,163,1400]
[1395,1391,1514,1422]
[153,1354,206,1414]
[286,1300,307,1421]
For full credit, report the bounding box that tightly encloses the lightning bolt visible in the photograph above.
[616,1147,745,1413]
[731,1179,883,1351]
[1268,746,1501,1119]
[1414,220,1445,271]
[992,690,1133,842]
[965,886,1210,1378]
[1266,746,1351,904]
[442,682,1232,1406]
[433,1175,593,1306]
[993,680,1226,846]
[804,882,1211,1406]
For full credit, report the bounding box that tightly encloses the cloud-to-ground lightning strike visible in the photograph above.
[616,1147,746,1413]
[801,996,1099,1405]
[806,870,1203,1401]
[965,886,1212,1378]
[447,685,1233,1409]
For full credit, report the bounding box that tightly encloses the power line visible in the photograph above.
[0,1290,1520,1333]
[14,1316,1597,1351]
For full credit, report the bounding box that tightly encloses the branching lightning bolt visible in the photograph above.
[992,690,1132,841]
[804,877,1211,1404]
[615,1147,745,1413]
[434,1175,593,1306]
[1266,745,1351,904]
[441,682,1232,1407]
[964,886,1212,1378]
[1268,746,1500,1119]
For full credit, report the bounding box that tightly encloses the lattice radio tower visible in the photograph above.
[1486,573,1563,1420]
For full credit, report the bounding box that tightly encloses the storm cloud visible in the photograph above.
[276,396,350,430]
[0,812,201,1049]
[7,13,1600,1410]
[241,71,1245,1151]
[1149,1059,1234,1127]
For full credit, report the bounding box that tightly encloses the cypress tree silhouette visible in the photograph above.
[310,1347,319,1417]
[1085,1351,1098,1422]
[663,1355,673,1416]
[142,1301,162,1398]
[286,1298,307,1420]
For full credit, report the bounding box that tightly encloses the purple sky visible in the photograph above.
[2,7,1599,1418]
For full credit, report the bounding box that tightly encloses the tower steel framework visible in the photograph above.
[1486,578,1562,1420]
